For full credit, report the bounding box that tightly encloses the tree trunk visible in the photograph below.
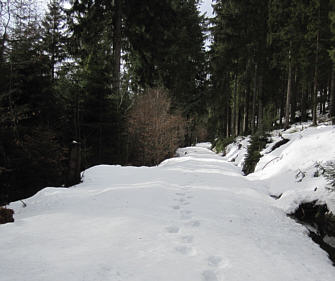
[330,64,335,124]
[321,89,326,115]
[251,64,257,134]
[312,30,319,126]
[301,84,307,122]
[113,0,122,99]
[67,142,81,186]
[257,74,264,134]
[285,46,292,129]
[237,104,242,136]
[279,80,285,127]
[291,65,297,124]
[74,89,81,141]
[233,73,238,136]
[51,19,55,82]
[225,101,230,138]
[227,105,232,137]
[244,88,250,135]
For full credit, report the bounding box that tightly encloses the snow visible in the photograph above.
[1,134,335,280]
[219,121,335,215]
[224,136,250,168]
[248,122,335,215]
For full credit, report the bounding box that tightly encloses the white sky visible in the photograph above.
[198,0,214,49]
[199,0,214,18]
[40,1,214,19]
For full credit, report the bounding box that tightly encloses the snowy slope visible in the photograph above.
[247,123,335,214]
[220,122,335,214]
[1,143,335,281]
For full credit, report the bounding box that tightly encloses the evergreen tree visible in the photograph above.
[124,0,207,144]
[209,0,269,139]
[0,2,67,204]
[67,0,128,165]
[329,0,335,123]
[41,0,67,81]
[209,0,334,148]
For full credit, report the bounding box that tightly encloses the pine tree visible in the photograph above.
[67,0,128,165]
[41,0,67,81]
[209,0,269,139]
[124,0,207,144]
[0,1,68,204]
[329,0,335,124]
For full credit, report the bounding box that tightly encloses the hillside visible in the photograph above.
[224,122,335,215]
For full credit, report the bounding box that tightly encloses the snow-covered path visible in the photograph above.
[1,144,335,281]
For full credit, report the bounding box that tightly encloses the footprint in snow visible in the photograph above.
[181,235,194,243]
[180,210,192,215]
[172,205,180,210]
[180,214,192,220]
[176,192,186,196]
[182,202,190,206]
[166,226,180,233]
[207,256,223,267]
[186,220,200,227]
[202,270,218,281]
[175,246,197,256]
[187,195,193,199]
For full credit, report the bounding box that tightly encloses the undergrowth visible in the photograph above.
[214,137,235,155]
[0,206,14,224]
[242,134,270,175]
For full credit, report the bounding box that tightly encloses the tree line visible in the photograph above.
[2,0,335,204]
[0,0,207,204]
[209,0,335,141]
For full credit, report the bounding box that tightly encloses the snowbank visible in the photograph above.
[1,127,335,281]
[223,122,335,215]
[2,140,335,280]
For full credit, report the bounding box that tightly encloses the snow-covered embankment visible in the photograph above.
[1,139,335,280]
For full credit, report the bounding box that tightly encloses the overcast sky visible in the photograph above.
[199,0,214,18]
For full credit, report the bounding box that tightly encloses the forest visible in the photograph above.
[1,0,335,204]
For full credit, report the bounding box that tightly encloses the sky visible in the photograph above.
[198,0,214,49]
[40,1,214,19]
[199,0,214,18]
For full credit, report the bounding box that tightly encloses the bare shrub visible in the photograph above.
[194,123,208,143]
[127,88,185,166]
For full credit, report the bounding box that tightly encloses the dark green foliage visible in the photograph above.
[3,0,335,204]
[41,0,67,80]
[242,134,270,175]
[66,0,130,166]
[124,0,208,144]
[1,0,208,203]
[209,0,270,138]
[209,0,334,140]
[0,207,14,224]
[0,127,67,204]
[330,0,335,61]
[213,137,235,154]
[0,1,76,203]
